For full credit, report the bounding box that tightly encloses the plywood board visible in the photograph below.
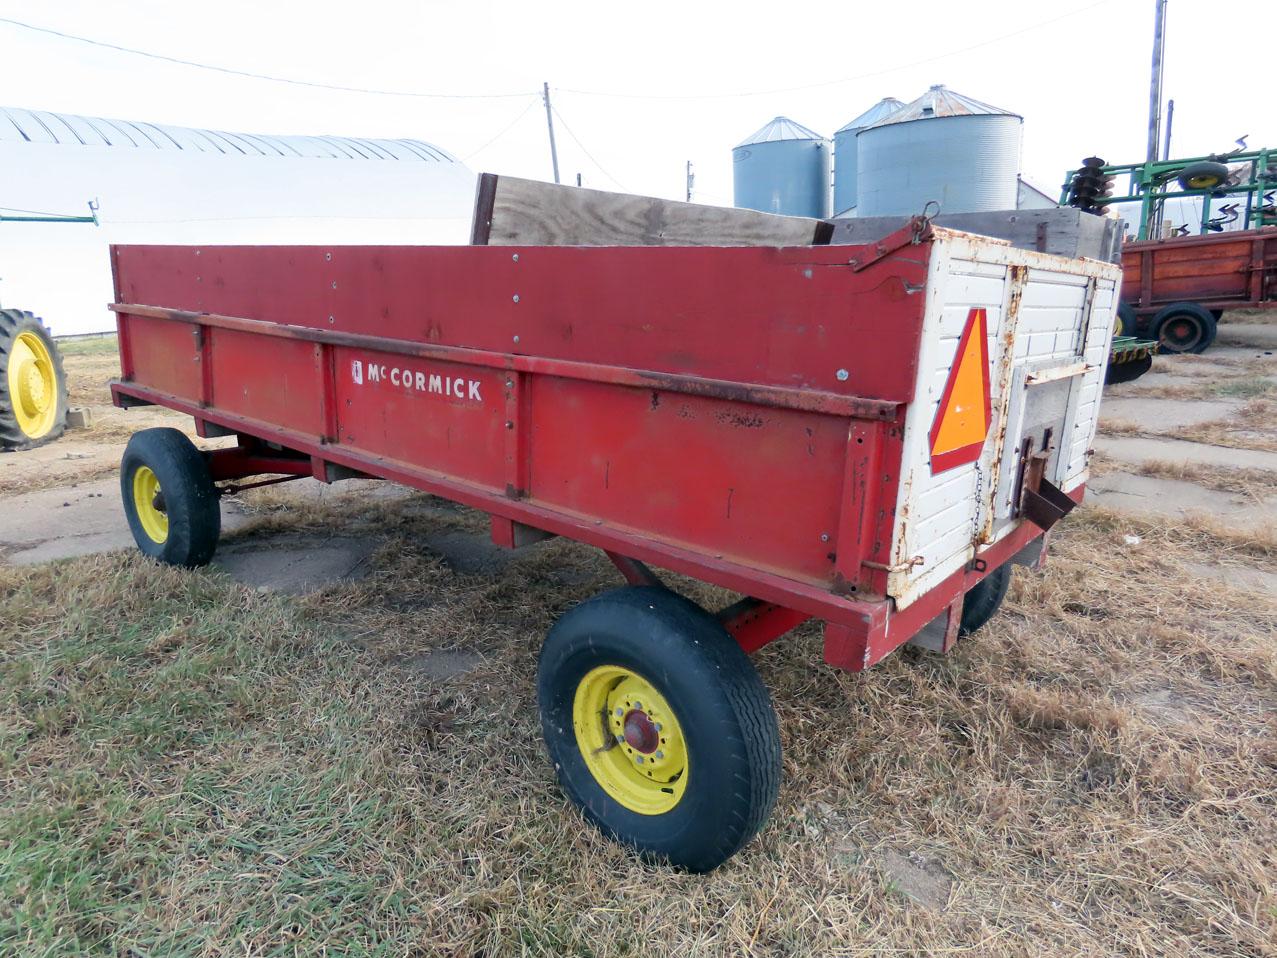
[829,209,1124,264]
[472,173,832,247]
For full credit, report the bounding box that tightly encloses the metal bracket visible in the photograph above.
[847,217,933,272]
[1019,444,1077,531]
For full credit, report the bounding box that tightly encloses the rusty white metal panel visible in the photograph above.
[885,229,1121,609]
[885,237,1010,606]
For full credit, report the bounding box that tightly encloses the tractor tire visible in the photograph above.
[1176,161,1230,192]
[538,585,781,872]
[0,309,67,451]
[1116,302,1140,338]
[959,563,1013,636]
[1105,353,1154,385]
[120,428,221,567]
[1151,302,1217,354]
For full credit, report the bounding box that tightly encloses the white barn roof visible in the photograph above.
[0,106,458,162]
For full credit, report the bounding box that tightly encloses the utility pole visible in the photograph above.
[685,161,694,202]
[1162,98,1175,160]
[1146,0,1168,164]
[542,82,560,185]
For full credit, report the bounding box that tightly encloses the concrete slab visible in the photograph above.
[1098,398,1240,431]
[1216,323,1277,350]
[1154,359,1246,380]
[1181,561,1277,597]
[1199,344,1277,363]
[1093,435,1277,472]
[0,478,248,565]
[1088,471,1277,523]
[214,536,377,593]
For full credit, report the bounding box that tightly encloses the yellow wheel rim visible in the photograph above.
[573,665,688,815]
[7,331,59,439]
[1187,174,1221,189]
[132,465,169,544]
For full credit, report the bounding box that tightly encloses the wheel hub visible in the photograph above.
[572,665,688,815]
[622,708,659,754]
[8,331,58,438]
[21,362,47,414]
[131,465,170,544]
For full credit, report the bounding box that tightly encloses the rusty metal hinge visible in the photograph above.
[847,215,933,272]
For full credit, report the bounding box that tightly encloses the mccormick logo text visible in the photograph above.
[350,359,482,403]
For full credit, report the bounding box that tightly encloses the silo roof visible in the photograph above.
[735,116,825,148]
[0,106,459,162]
[863,85,1020,128]
[835,97,905,134]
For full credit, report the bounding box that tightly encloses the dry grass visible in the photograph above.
[1220,309,1273,326]
[1178,399,1277,453]
[1110,457,1277,499]
[1097,418,1145,437]
[2,490,1275,956]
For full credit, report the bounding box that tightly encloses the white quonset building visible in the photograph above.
[0,107,476,335]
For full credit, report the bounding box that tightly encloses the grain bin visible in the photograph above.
[856,85,1021,218]
[832,97,903,216]
[732,117,830,218]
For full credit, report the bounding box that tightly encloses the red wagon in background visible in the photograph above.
[109,189,1120,870]
[1120,226,1277,353]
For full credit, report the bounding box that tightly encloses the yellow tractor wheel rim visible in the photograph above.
[132,466,169,544]
[8,331,59,438]
[573,665,688,815]
[1187,174,1221,189]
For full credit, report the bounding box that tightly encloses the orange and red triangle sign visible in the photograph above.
[929,307,992,473]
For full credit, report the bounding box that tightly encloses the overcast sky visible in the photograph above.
[2,0,1271,207]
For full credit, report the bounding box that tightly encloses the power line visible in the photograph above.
[560,0,1113,100]
[0,16,532,99]
[549,105,627,191]
[461,96,541,161]
[0,205,83,217]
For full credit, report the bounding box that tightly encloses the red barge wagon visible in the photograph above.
[109,196,1121,871]
[1119,226,1277,353]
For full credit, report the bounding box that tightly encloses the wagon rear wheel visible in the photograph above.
[537,585,781,872]
[959,562,1013,636]
[120,427,221,567]
[1151,302,1217,354]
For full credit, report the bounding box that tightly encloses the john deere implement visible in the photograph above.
[0,308,67,450]
[0,201,96,450]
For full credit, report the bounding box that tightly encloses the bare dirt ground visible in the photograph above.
[1,324,1274,956]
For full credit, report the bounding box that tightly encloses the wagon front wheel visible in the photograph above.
[537,585,781,872]
[120,427,221,567]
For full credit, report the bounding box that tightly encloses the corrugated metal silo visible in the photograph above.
[732,117,830,218]
[832,97,903,216]
[855,85,1021,218]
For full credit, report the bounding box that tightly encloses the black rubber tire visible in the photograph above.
[1151,302,1217,354]
[959,563,1013,636]
[1176,160,1230,192]
[537,585,781,873]
[0,308,68,451]
[1105,353,1154,385]
[120,427,221,567]
[1115,302,1140,338]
